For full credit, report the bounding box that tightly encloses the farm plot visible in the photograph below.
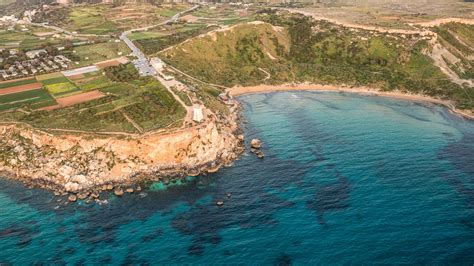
[73,42,131,67]
[71,72,115,91]
[0,82,43,95]
[36,72,64,81]
[0,89,56,111]
[39,74,81,98]
[0,78,37,89]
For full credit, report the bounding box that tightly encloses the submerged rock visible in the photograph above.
[216,201,224,207]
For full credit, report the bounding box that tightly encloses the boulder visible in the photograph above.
[77,192,89,200]
[126,188,134,193]
[216,201,224,206]
[68,194,77,202]
[64,182,80,192]
[114,188,124,196]
[250,139,262,149]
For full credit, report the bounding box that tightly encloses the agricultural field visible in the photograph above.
[0,86,56,111]
[0,78,37,89]
[0,26,62,50]
[128,32,167,41]
[67,42,131,67]
[132,4,257,55]
[290,1,474,30]
[0,64,185,133]
[33,4,193,36]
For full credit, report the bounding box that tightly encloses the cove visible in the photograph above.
[1,91,473,264]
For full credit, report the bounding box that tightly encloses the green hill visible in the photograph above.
[161,14,473,110]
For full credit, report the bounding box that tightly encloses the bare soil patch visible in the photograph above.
[0,83,43,95]
[43,90,105,110]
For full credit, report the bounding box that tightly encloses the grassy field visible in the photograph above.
[128,31,167,41]
[135,23,216,55]
[155,4,190,17]
[71,42,131,67]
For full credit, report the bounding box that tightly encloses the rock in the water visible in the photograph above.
[126,188,134,193]
[106,184,113,190]
[250,139,262,149]
[68,194,77,202]
[77,193,89,200]
[136,186,142,192]
[227,193,232,198]
[216,201,224,206]
[256,151,265,159]
[90,192,99,199]
[114,188,124,196]
[237,135,245,142]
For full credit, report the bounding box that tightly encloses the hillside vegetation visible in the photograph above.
[433,23,474,80]
[161,13,473,110]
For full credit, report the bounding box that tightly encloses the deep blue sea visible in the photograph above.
[1,91,474,265]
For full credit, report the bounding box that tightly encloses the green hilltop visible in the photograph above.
[161,12,474,110]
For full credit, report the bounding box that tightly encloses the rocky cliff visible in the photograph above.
[0,112,243,199]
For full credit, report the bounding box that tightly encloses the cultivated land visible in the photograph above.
[0,64,189,133]
[33,3,193,35]
[131,4,258,56]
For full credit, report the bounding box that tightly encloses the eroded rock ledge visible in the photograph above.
[0,110,244,200]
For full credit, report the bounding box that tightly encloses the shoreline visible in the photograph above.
[229,83,474,120]
[0,104,245,202]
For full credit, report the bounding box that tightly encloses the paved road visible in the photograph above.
[120,5,199,77]
[120,5,202,126]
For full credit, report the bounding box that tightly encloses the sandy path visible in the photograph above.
[229,83,474,120]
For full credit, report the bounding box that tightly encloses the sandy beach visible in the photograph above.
[229,83,474,120]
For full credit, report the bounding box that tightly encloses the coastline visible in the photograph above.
[229,83,474,120]
[0,105,245,201]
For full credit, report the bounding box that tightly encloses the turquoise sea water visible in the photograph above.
[1,91,474,264]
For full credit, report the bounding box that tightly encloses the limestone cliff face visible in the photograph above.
[0,120,242,193]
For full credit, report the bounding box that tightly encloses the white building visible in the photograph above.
[193,106,204,123]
